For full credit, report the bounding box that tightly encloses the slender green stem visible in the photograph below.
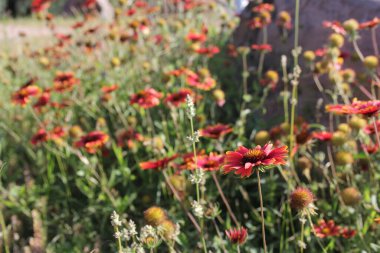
[0,209,10,253]
[188,117,207,253]
[300,220,305,253]
[257,170,267,253]
[114,226,123,253]
[257,27,268,80]
[237,244,241,253]
[306,213,327,253]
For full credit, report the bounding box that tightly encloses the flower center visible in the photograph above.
[242,149,266,164]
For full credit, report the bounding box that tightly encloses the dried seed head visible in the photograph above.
[341,187,362,206]
[144,206,167,226]
[290,187,315,211]
[335,151,354,166]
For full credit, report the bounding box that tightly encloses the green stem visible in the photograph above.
[300,220,305,253]
[257,170,267,253]
[188,117,207,253]
[257,27,268,80]
[0,209,10,253]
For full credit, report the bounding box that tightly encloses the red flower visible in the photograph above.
[186,32,207,43]
[165,88,193,107]
[362,143,378,154]
[130,88,163,109]
[199,124,233,139]
[50,126,65,139]
[196,153,225,171]
[314,220,341,238]
[102,84,119,94]
[53,71,80,92]
[31,129,49,145]
[116,129,144,149]
[33,91,50,110]
[312,131,333,141]
[359,17,380,29]
[139,155,178,171]
[252,3,274,13]
[195,46,220,57]
[75,131,109,154]
[12,84,41,106]
[315,48,327,57]
[223,144,288,177]
[31,0,51,13]
[83,0,97,8]
[340,228,356,239]
[225,227,248,245]
[251,44,272,52]
[323,21,346,35]
[364,120,380,134]
[326,100,380,117]
[185,70,216,91]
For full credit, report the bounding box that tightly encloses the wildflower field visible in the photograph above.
[1,0,380,252]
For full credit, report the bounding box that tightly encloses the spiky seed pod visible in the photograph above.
[343,19,359,32]
[341,187,362,206]
[335,151,354,166]
[69,125,83,138]
[213,89,225,101]
[364,56,379,69]
[280,122,290,133]
[349,116,367,130]
[144,206,167,226]
[290,187,314,211]
[338,123,351,135]
[159,219,177,241]
[298,156,312,170]
[332,131,347,146]
[340,68,356,83]
[254,130,270,145]
[169,175,187,193]
[329,33,345,48]
[303,50,315,62]
[111,57,121,67]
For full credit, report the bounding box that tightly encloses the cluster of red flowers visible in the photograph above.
[314,220,356,239]
[326,100,380,117]
[31,127,65,145]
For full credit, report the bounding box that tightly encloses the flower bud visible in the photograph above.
[69,125,83,138]
[144,206,167,226]
[364,56,378,69]
[298,156,312,170]
[337,123,351,135]
[303,50,315,62]
[159,219,177,241]
[335,151,354,166]
[254,130,270,145]
[343,19,359,32]
[111,57,121,67]
[341,187,361,206]
[349,116,366,130]
[329,33,345,48]
[332,131,346,146]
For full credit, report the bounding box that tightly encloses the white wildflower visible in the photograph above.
[111,211,122,227]
[191,201,204,218]
[186,95,196,118]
